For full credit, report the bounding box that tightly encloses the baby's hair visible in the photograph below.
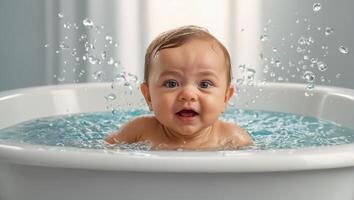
[144,25,232,85]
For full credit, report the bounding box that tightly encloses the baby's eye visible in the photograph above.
[199,81,213,89]
[163,80,179,88]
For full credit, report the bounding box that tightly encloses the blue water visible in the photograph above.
[0,108,353,151]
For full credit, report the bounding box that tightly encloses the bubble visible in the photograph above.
[58,12,64,18]
[44,43,49,48]
[339,45,349,54]
[274,60,281,67]
[313,3,321,12]
[336,73,341,78]
[83,18,94,28]
[325,27,334,36]
[295,18,300,24]
[303,71,315,82]
[317,61,327,71]
[105,93,117,101]
[260,34,268,42]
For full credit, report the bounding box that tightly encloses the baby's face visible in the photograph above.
[141,39,234,137]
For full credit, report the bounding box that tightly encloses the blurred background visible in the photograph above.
[0,0,353,91]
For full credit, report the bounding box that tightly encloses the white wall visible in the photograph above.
[1,0,354,91]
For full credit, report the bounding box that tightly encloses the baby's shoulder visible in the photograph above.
[217,121,253,147]
[125,116,159,130]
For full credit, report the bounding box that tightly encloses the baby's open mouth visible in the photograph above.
[176,109,199,117]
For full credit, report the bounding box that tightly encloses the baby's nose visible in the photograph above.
[178,86,197,102]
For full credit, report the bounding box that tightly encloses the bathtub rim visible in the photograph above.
[1,82,354,173]
[0,141,354,173]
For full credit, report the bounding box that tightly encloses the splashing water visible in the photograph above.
[0,108,353,151]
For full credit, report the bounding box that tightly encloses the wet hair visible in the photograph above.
[144,25,232,85]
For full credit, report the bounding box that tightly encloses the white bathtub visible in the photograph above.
[0,83,354,200]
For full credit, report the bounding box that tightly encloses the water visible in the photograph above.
[0,108,353,151]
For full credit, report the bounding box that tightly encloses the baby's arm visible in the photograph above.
[105,116,156,144]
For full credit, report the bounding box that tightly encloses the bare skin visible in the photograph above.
[105,38,253,150]
[105,116,252,150]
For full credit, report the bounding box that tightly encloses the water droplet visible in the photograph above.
[295,18,300,24]
[336,73,341,78]
[239,64,246,71]
[92,70,104,80]
[106,35,113,44]
[105,93,117,101]
[59,42,69,50]
[246,69,256,81]
[57,75,66,82]
[303,71,315,82]
[310,57,318,63]
[275,60,281,67]
[313,3,321,12]
[296,47,305,53]
[339,45,349,54]
[272,47,277,52]
[298,36,306,45]
[127,73,139,83]
[79,34,88,41]
[307,83,315,90]
[263,65,269,74]
[83,18,94,28]
[71,49,77,56]
[303,55,309,60]
[88,55,100,65]
[107,57,115,65]
[101,51,107,60]
[44,43,49,48]
[260,34,268,42]
[58,12,64,18]
[325,27,334,36]
[317,61,327,71]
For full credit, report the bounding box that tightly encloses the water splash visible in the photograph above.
[312,3,321,12]
[339,45,349,54]
[325,27,334,36]
[83,18,94,28]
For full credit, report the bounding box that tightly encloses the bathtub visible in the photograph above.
[0,82,354,200]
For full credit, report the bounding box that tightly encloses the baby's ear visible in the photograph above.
[140,83,153,110]
[224,84,234,103]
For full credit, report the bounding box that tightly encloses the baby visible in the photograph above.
[105,25,253,150]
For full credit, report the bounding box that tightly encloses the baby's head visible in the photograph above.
[144,25,232,86]
[141,25,235,137]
